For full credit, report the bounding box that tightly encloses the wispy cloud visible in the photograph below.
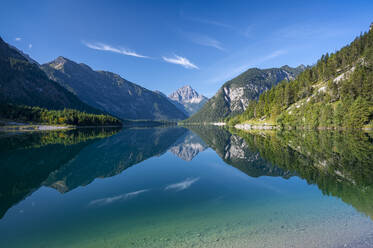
[261,50,287,60]
[241,25,254,38]
[207,49,287,85]
[28,44,32,49]
[15,37,22,41]
[88,189,149,206]
[191,17,233,29]
[162,55,199,69]
[83,41,148,58]
[183,32,224,51]
[274,23,350,41]
[164,177,200,191]
[180,12,255,38]
[180,12,233,30]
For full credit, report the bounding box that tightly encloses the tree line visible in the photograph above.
[229,26,373,129]
[0,104,122,126]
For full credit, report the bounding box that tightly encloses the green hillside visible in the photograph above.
[229,25,373,129]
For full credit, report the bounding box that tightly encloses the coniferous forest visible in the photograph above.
[228,27,373,129]
[0,104,122,126]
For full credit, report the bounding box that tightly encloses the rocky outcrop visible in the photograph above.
[186,65,306,122]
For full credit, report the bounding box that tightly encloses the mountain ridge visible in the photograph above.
[41,57,188,121]
[185,65,306,123]
[0,37,100,114]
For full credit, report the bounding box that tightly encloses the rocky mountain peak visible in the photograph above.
[298,64,306,70]
[280,65,292,70]
[169,85,202,102]
[48,56,72,70]
[47,56,94,73]
[167,85,208,116]
[55,56,69,64]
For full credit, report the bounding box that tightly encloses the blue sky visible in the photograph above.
[1,0,372,96]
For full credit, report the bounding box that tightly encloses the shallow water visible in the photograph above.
[0,127,372,248]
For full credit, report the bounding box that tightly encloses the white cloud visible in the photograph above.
[164,177,199,191]
[15,37,22,41]
[184,32,224,51]
[83,41,148,58]
[162,55,199,69]
[28,44,32,49]
[88,189,149,206]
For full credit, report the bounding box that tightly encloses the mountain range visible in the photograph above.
[1,37,209,123]
[41,57,187,121]
[185,65,306,123]
[1,24,372,128]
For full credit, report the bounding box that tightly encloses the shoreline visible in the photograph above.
[0,124,125,132]
[234,123,277,130]
[234,123,373,132]
[0,124,73,132]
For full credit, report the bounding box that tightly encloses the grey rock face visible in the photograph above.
[187,65,306,122]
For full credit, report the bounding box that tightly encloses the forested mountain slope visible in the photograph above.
[231,25,373,129]
[0,37,98,113]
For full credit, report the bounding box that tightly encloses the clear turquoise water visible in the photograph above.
[0,127,372,248]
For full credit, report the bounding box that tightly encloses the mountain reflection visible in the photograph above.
[189,126,293,178]
[0,128,120,219]
[169,130,207,161]
[230,129,373,219]
[43,127,187,193]
[1,126,373,222]
[0,127,192,219]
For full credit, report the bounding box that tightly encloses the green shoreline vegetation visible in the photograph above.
[0,104,122,127]
[226,27,373,130]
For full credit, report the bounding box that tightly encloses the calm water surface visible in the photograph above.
[0,126,372,248]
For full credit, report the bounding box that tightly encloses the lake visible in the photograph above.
[0,126,372,248]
